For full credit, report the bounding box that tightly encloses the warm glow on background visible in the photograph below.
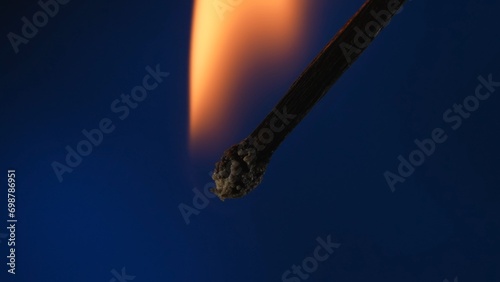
[189,0,310,158]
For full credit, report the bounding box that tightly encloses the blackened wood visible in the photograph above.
[212,0,407,200]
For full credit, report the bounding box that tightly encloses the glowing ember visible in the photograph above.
[189,0,310,158]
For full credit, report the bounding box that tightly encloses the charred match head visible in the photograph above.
[211,138,270,200]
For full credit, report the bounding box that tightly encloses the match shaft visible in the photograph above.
[212,0,407,200]
[253,0,406,157]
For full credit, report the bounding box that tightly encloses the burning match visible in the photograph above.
[211,0,407,200]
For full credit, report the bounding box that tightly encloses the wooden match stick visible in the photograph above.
[212,0,407,200]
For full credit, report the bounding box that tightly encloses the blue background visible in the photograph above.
[0,0,499,281]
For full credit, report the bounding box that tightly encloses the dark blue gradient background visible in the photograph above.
[1,0,499,281]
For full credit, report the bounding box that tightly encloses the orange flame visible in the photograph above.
[189,0,310,158]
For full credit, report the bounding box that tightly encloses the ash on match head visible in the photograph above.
[211,139,270,200]
[212,0,407,200]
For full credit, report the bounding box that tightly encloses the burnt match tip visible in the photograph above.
[211,139,270,200]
